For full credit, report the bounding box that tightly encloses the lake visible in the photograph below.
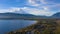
[0,20,37,34]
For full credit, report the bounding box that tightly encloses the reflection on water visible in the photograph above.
[0,20,37,34]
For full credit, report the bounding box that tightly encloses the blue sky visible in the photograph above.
[0,0,60,16]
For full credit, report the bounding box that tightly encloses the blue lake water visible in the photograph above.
[0,20,37,34]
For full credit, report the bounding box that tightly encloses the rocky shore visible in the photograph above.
[8,19,60,34]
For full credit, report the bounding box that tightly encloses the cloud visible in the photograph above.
[0,9,9,13]
[21,7,55,16]
[8,7,21,12]
[0,7,55,16]
[40,0,47,4]
[27,0,60,11]
[0,7,21,13]
[27,0,40,6]
[0,0,60,16]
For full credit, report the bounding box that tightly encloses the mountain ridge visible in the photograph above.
[0,12,60,19]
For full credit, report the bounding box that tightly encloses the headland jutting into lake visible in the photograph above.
[8,19,60,34]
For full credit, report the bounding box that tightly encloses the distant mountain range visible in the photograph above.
[0,12,60,19]
[52,12,60,18]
